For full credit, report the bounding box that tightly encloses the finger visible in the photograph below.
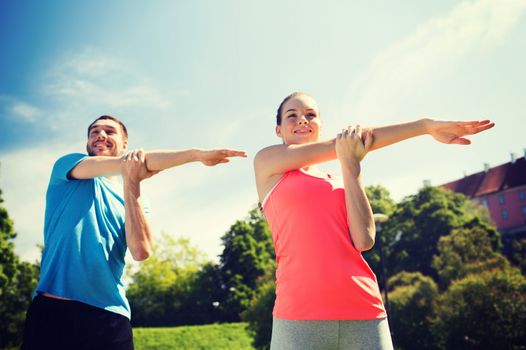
[223,149,248,158]
[135,149,141,161]
[451,137,471,145]
[473,122,495,134]
[349,125,357,140]
[345,126,352,139]
[137,149,145,162]
[364,130,374,151]
[355,125,362,140]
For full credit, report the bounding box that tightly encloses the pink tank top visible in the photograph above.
[263,169,386,320]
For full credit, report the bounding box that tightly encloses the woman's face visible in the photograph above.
[276,94,321,145]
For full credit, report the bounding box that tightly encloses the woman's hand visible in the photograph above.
[426,119,494,145]
[336,125,373,177]
[198,149,247,166]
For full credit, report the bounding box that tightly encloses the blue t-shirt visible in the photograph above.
[36,153,145,319]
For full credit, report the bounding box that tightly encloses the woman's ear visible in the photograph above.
[275,125,282,138]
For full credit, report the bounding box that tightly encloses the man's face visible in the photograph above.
[86,119,128,156]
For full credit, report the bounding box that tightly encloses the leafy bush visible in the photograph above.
[431,267,526,350]
[388,271,438,350]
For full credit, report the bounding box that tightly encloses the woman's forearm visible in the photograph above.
[368,118,431,151]
[341,167,375,252]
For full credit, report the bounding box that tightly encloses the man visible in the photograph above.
[21,115,246,350]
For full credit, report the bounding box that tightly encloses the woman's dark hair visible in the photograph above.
[276,92,312,125]
[87,115,128,139]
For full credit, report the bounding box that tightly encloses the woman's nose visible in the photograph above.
[298,115,308,125]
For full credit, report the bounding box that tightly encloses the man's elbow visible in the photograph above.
[129,246,152,261]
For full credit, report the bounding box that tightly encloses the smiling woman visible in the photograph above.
[253,91,494,350]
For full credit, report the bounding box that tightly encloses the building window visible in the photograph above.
[481,198,488,208]
[519,191,526,201]
[501,209,509,220]
[498,194,505,205]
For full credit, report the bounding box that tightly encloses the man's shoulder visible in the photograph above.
[54,153,88,164]
[49,153,89,184]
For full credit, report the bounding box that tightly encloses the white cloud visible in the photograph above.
[44,50,177,111]
[345,0,526,120]
[0,96,42,123]
[10,101,42,122]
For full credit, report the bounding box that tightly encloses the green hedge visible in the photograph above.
[133,322,255,350]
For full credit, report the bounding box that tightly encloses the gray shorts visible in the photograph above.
[270,317,394,350]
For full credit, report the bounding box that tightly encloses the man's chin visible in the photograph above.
[87,148,115,157]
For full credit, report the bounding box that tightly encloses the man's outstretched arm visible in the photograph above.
[69,148,247,179]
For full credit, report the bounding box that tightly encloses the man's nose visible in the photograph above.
[97,131,107,139]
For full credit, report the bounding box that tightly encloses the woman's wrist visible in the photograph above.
[340,158,361,179]
[419,117,434,134]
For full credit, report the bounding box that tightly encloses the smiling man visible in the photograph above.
[21,115,246,350]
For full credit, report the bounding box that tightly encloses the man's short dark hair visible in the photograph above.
[87,115,128,140]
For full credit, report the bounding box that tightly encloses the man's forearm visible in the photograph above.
[70,149,202,179]
[124,180,153,261]
[144,149,201,171]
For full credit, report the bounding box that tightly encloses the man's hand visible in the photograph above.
[198,149,247,166]
[426,119,495,145]
[121,149,159,183]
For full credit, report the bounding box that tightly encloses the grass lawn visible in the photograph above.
[133,322,256,350]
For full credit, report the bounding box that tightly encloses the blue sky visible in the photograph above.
[1,0,525,263]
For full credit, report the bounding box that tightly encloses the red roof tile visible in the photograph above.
[441,156,526,197]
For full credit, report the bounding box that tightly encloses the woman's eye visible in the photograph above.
[307,113,316,119]
[288,114,297,119]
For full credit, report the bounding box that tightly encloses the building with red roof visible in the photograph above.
[441,152,526,238]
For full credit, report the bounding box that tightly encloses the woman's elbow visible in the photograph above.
[354,236,375,252]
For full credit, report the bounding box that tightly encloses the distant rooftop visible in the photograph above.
[441,155,526,198]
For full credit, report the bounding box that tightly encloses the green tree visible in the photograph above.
[509,237,526,275]
[431,267,526,350]
[388,271,439,350]
[386,186,485,278]
[363,185,397,288]
[242,266,276,350]
[432,224,503,287]
[0,189,39,349]
[219,207,274,321]
[366,185,396,217]
[127,233,208,326]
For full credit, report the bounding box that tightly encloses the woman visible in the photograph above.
[254,92,494,350]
